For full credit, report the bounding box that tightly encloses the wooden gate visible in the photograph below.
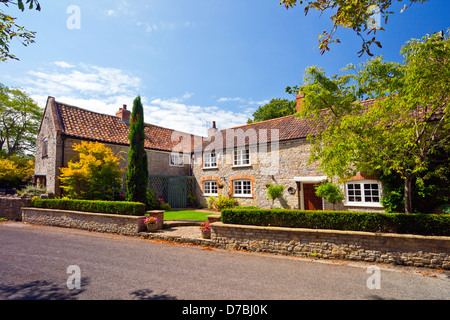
[148,175,195,208]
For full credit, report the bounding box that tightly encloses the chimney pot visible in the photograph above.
[208,121,219,138]
[212,121,216,129]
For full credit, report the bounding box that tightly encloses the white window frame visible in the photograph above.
[233,148,250,167]
[203,180,218,196]
[169,152,184,167]
[233,179,252,198]
[203,151,217,169]
[345,180,383,207]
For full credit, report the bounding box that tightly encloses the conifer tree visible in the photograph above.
[126,96,148,203]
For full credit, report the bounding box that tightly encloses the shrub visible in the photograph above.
[314,182,344,209]
[215,194,238,210]
[145,189,160,210]
[207,196,216,210]
[59,141,123,200]
[33,199,146,216]
[221,208,450,236]
[19,184,47,196]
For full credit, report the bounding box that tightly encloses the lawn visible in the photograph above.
[163,210,217,221]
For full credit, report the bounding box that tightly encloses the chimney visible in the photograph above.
[116,104,131,121]
[208,121,219,137]
[296,93,305,113]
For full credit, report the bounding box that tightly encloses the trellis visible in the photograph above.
[148,175,195,208]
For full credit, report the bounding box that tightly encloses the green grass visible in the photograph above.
[163,210,215,221]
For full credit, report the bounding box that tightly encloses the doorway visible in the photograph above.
[301,183,323,210]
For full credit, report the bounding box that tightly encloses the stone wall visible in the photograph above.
[0,196,32,221]
[21,207,155,236]
[192,138,386,212]
[211,222,450,269]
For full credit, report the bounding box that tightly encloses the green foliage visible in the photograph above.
[19,184,46,196]
[279,0,428,57]
[266,184,284,200]
[0,154,34,189]
[206,195,238,210]
[0,83,42,155]
[33,199,146,216]
[221,209,450,236]
[145,189,160,210]
[59,141,124,201]
[442,205,450,214]
[247,99,296,123]
[314,181,344,205]
[289,31,450,213]
[0,1,41,61]
[126,96,149,204]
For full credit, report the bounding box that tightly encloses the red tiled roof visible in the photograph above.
[50,98,201,152]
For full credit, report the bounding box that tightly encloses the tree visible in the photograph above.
[1,0,41,61]
[315,181,344,210]
[266,184,284,208]
[125,96,148,204]
[0,83,43,156]
[247,98,296,123]
[289,31,449,213]
[0,154,34,189]
[279,0,428,57]
[59,141,123,200]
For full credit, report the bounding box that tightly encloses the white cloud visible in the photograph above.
[18,62,252,136]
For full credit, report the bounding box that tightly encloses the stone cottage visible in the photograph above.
[34,95,384,211]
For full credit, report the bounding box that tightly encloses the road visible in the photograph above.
[0,221,448,302]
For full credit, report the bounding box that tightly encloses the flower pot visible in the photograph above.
[146,224,158,232]
[201,229,211,239]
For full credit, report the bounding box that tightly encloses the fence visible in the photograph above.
[148,175,196,208]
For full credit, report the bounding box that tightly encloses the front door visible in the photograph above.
[302,183,323,210]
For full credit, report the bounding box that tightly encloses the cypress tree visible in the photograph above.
[126,96,148,203]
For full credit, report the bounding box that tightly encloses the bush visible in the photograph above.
[19,184,46,196]
[221,208,450,236]
[33,199,146,216]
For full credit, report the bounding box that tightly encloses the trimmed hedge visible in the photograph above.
[33,199,146,216]
[221,209,450,236]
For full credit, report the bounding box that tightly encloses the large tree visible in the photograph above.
[125,96,148,204]
[247,98,296,123]
[280,0,429,57]
[0,83,42,156]
[289,31,449,213]
[1,0,41,61]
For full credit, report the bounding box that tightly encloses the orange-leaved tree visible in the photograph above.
[59,141,124,200]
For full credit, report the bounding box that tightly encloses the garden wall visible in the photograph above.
[0,196,32,221]
[22,207,164,236]
[211,222,450,269]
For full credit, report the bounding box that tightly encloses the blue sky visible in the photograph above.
[1,0,448,136]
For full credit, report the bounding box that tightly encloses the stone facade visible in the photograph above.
[192,138,384,211]
[211,222,450,269]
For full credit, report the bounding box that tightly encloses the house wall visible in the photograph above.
[34,105,64,195]
[192,139,332,209]
[192,138,385,212]
[35,133,190,196]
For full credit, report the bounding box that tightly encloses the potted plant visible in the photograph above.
[199,221,212,239]
[144,216,158,232]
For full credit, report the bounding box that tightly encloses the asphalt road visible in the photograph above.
[0,221,449,302]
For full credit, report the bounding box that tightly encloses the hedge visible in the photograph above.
[33,199,146,216]
[221,209,450,236]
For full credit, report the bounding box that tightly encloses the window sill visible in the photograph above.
[232,164,252,168]
[202,166,218,170]
[233,194,253,198]
[344,202,383,208]
[203,194,218,197]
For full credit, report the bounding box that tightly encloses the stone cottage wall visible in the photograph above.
[192,139,330,209]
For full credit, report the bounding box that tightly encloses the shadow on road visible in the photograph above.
[130,288,177,300]
[0,278,91,300]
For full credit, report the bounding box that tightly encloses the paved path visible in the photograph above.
[1,221,449,302]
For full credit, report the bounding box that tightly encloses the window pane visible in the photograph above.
[354,184,361,190]
[355,197,362,202]
[348,184,354,190]
[371,184,378,190]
